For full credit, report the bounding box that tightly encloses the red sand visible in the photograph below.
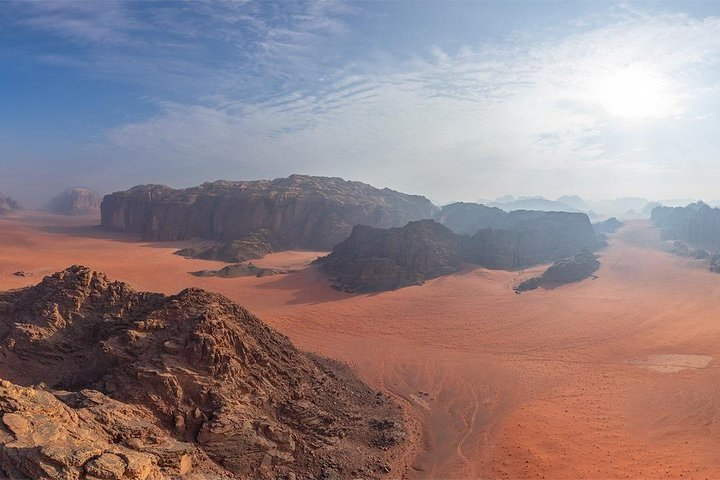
[3,211,720,478]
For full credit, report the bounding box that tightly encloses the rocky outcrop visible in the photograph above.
[0,266,405,479]
[436,202,506,235]
[593,217,624,234]
[515,249,600,292]
[651,202,720,248]
[0,194,19,214]
[459,211,599,270]
[101,175,438,250]
[46,187,102,215]
[191,263,293,278]
[317,220,462,293]
[318,213,599,292]
[176,232,276,263]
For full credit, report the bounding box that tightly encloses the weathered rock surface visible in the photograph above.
[0,266,405,479]
[190,263,292,278]
[46,187,102,215]
[318,213,599,292]
[0,194,19,214]
[317,220,462,293]
[515,249,600,292]
[101,175,438,250]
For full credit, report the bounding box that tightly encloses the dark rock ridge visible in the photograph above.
[0,266,405,479]
[0,194,19,214]
[436,202,506,235]
[176,232,276,263]
[317,220,462,293]
[651,202,720,248]
[191,263,293,278]
[593,217,624,234]
[515,249,600,292]
[46,187,102,215]
[318,212,599,292]
[101,175,438,251]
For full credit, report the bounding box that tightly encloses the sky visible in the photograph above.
[2,0,720,207]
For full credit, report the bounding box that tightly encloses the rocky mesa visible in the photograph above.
[47,187,102,215]
[318,212,600,292]
[101,175,438,251]
[0,266,405,479]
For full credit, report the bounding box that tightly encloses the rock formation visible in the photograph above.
[191,263,292,278]
[651,202,720,248]
[101,175,438,251]
[176,232,276,263]
[593,217,624,234]
[0,266,405,479]
[318,213,599,292]
[0,194,19,214]
[436,202,506,235]
[317,220,462,293]
[515,249,600,292]
[46,187,102,215]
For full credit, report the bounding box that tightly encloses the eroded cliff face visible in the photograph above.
[651,202,720,249]
[318,213,600,292]
[0,266,405,479]
[47,187,102,215]
[436,202,506,235]
[101,175,438,250]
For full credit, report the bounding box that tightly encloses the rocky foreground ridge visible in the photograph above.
[318,212,599,293]
[101,175,438,252]
[47,187,102,215]
[0,266,405,479]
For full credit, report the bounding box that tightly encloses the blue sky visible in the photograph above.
[2,1,720,206]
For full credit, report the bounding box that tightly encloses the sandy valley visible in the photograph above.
[2,211,720,478]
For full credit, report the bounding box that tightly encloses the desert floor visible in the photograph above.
[2,211,720,479]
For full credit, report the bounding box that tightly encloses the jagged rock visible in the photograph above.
[12,272,31,278]
[0,266,404,479]
[317,220,462,293]
[46,187,102,215]
[0,194,19,214]
[190,263,293,278]
[318,213,599,292]
[515,249,600,292]
[101,175,438,250]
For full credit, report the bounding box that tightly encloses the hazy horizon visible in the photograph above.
[3,1,720,206]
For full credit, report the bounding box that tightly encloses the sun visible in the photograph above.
[589,65,675,120]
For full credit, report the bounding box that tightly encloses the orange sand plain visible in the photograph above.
[3,211,720,479]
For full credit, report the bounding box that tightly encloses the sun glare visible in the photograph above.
[589,66,675,120]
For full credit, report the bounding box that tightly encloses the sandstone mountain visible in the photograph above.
[515,249,600,292]
[47,187,102,215]
[318,213,599,292]
[436,202,506,235]
[651,202,720,248]
[0,266,405,479]
[317,220,462,293]
[101,175,438,251]
[0,194,19,214]
[593,217,624,234]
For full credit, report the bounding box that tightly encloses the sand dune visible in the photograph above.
[2,211,720,478]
